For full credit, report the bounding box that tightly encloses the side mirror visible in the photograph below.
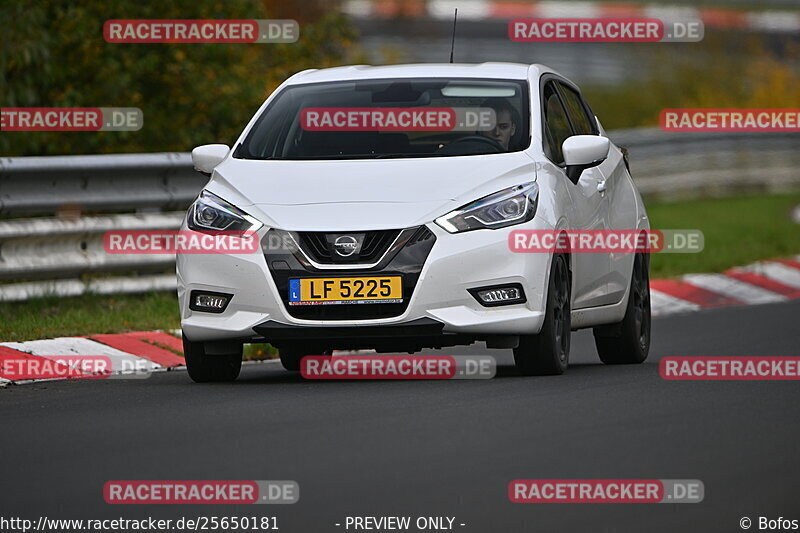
[192,144,230,175]
[562,135,609,184]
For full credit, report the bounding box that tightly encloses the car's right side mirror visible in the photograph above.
[562,135,610,184]
[192,144,230,175]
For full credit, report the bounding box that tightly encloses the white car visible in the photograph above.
[177,62,651,382]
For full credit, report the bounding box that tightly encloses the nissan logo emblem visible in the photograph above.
[333,235,358,257]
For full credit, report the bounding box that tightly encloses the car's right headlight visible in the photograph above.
[187,191,262,232]
[435,182,538,233]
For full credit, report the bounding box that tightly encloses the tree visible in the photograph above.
[0,0,358,155]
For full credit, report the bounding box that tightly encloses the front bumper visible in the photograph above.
[177,220,553,345]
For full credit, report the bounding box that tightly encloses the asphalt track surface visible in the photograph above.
[1,300,799,533]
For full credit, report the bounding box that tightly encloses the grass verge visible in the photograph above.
[647,192,800,278]
[1,193,798,342]
[0,292,180,343]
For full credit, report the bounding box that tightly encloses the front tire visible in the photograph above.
[279,344,331,372]
[183,335,242,383]
[513,254,571,376]
[593,252,651,364]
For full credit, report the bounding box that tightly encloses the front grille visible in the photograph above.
[360,230,398,260]
[265,225,437,320]
[300,233,332,261]
[297,229,402,264]
[405,225,435,246]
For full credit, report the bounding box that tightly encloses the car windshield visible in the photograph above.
[235,78,530,160]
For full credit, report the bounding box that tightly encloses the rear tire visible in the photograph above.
[183,335,242,383]
[513,254,571,376]
[593,252,651,364]
[279,344,331,372]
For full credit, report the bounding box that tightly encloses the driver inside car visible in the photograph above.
[478,98,517,151]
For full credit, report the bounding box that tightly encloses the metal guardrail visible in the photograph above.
[611,128,800,200]
[0,152,205,301]
[0,152,200,216]
[1,128,799,301]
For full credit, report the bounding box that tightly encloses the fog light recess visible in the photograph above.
[189,290,233,313]
[469,284,526,307]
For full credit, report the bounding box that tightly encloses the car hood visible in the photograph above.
[206,153,537,231]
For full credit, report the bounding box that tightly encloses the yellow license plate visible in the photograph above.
[288,276,402,305]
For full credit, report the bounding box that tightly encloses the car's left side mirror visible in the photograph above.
[192,144,230,175]
[561,135,610,184]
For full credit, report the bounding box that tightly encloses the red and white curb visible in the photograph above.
[650,256,800,316]
[0,331,184,387]
[1,256,799,386]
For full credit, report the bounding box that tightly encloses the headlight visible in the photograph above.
[187,191,262,232]
[435,182,538,233]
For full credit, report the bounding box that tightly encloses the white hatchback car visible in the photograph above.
[177,62,651,382]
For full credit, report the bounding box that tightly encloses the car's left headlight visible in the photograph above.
[435,182,538,233]
[187,191,263,232]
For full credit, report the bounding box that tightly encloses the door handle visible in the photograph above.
[597,180,607,194]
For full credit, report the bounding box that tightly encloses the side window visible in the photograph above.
[542,82,573,164]
[558,83,596,135]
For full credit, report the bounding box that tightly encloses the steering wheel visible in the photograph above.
[441,135,505,153]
